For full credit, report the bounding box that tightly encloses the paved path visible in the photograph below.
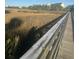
[57,13,74,59]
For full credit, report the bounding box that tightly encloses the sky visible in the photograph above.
[6,0,74,7]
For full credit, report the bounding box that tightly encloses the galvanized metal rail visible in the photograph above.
[20,12,70,59]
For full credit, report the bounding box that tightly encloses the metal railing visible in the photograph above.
[20,12,70,59]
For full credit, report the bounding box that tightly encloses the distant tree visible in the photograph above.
[21,6,27,9]
[65,5,74,11]
[27,3,66,11]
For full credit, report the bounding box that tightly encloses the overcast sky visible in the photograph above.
[6,0,74,7]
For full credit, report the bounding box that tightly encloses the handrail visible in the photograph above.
[20,12,70,59]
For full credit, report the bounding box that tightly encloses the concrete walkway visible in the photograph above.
[57,13,74,59]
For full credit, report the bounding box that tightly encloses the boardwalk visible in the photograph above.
[57,13,74,59]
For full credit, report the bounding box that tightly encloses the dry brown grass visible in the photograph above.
[5,9,64,32]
